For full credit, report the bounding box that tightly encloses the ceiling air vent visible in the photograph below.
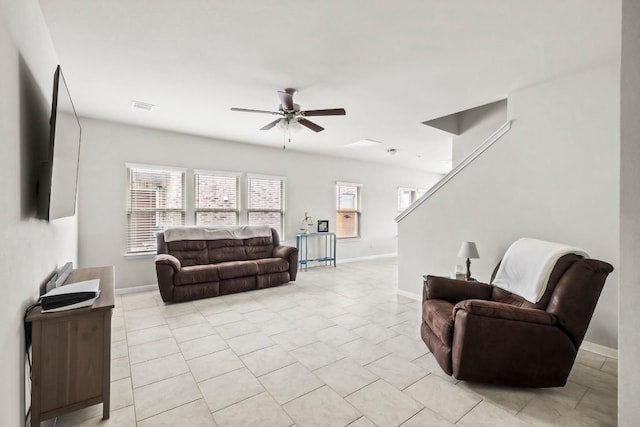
[131,100,155,112]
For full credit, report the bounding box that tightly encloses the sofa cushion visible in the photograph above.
[255,258,289,275]
[245,236,274,260]
[175,264,219,286]
[423,300,455,346]
[220,276,257,295]
[217,260,259,279]
[257,272,290,289]
[207,239,248,263]
[166,240,208,267]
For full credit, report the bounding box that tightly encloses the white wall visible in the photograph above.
[619,0,639,423]
[398,63,619,349]
[77,118,441,289]
[0,2,78,426]
[453,99,507,166]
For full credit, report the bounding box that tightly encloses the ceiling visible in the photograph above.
[38,1,619,173]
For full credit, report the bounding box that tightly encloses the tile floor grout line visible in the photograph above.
[192,364,246,384]
[128,348,182,366]
[401,372,431,392]
[453,399,483,425]
[130,364,190,390]
[135,397,205,424]
[206,387,266,417]
[573,385,591,410]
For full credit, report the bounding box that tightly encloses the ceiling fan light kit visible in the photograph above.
[231,88,346,134]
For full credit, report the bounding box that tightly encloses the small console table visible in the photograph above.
[296,232,337,271]
[27,266,115,427]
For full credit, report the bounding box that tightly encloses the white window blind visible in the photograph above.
[336,183,361,238]
[126,166,185,253]
[247,175,285,236]
[195,171,240,226]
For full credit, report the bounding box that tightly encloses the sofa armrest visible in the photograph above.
[155,255,179,302]
[453,299,557,325]
[273,245,297,260]
[155,254,181,271]
[273,245,299,281]
[424,275,492,303]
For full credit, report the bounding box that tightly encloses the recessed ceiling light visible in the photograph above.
[131,100,155,112]
[345,139,382,148]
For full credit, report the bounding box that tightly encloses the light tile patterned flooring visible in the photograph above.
[56,259,617,426]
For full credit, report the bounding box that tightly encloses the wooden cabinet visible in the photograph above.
[26,266,115,426]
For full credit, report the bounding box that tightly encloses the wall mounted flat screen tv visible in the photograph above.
[39,65,81,220]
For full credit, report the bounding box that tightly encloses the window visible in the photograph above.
[336,182,361,238]
[126,166,186,253]
[397,187,428,213]
[397,188,415,213]
[247,174,285,236]
[194,170,240,226]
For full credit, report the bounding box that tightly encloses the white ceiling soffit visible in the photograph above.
[39,1,620,173]
[423,98,508,135]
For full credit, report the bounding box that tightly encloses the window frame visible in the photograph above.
[125,163,186,255]
[246,173,286,237]
[336,181,362,239]
[193,169,241,226]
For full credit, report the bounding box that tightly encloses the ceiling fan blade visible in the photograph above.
[278,90,294,111]
[301,108,346,117]
[260,119,281,131]
[298,118,324,132]
[230,107,282,115]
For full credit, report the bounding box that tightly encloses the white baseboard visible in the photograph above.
[397,289,421,301]
[580,341,618,359]
[115,284,157,295]
[340,253,397,264]
[396,290,619,360]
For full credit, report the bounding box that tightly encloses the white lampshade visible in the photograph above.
[458,241,480,259]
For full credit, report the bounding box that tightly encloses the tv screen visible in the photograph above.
[40,65,81,220]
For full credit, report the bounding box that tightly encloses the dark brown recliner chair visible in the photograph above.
[421,254,613,387]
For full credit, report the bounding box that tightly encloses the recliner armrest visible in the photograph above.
[424,275,492,303]
[272,245,299,281]
[273,245,297,260]
[155,254,181,271]
[453,299,557,325]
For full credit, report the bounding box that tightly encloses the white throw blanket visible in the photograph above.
[164,225,272,242]
[492,238,588,303]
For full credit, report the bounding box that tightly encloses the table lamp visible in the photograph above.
[457,241,480,281]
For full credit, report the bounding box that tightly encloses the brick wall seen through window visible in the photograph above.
[248,175,285,236]
[127,167,185,253]
[195,172,239,226]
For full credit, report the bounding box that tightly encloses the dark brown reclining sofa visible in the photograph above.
[155,227,298,302]
[421,254,613,387]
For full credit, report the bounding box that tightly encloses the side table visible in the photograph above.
[295,232,337,271]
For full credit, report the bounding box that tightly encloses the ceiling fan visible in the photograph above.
[230,88,346,133]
